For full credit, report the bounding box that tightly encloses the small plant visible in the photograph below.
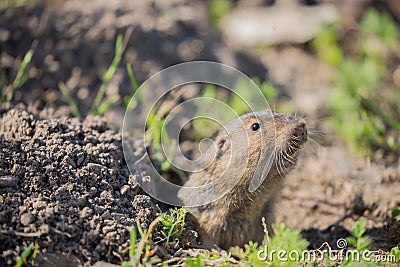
[0,0,36,8]
[360,8,399,50]
[340,218,378,266]
[1,41,36,104]
[208,0,232,28]
[184,255,204,267]
[122,212,187,266]
[88,27,132,116]
[59,27,133,117]
[58,82,81,117]
[122,223,145,267]
[313,8,400,155]
[392,207,400,218]
[311,22,343,67]
[122,218,162,267]
[124,63,140,110]
[230,223,309,267]
[184,249,233,266]
[391,247,400,262]
[265,224,309,267]
[346,217,371,252]
[230,241,265,267]
[14,242,38,267]
[144,102,185,177]
[158,207,187,243]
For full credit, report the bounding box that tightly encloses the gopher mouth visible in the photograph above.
[281,147,300,169]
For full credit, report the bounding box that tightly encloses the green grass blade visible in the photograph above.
[31,242,39,266]
[7,41,36,103]
[125,62,153,111]
[90,54,121,115]
[129,227,137,259]
[126,63,139,92]
[134,221,146,264]
[58,82,81,117]
[95,96,119,116]
[360,96,400,131]
[14,242,33,267]
[11,49,33,89]
[90,27,133,115]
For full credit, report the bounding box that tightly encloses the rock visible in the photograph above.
[120,184,130,195]
[33,201,47,211]
[0,176,18,187]
[20,212,34,226]
[101,210,111,219]
[94,261,119,267]
[80,207,93,219]
[222,0,339,46]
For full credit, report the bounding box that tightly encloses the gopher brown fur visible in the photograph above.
[178,110,307,249]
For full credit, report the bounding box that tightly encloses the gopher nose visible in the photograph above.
[293,122,307,144]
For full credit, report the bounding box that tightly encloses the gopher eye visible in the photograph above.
[251,123,260,131]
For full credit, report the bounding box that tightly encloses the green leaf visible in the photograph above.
[158,208,187,243]
[351,217,367,239]
[209,0,232,27]
[360,8,399,48]
[346,237,357,247]
[185,255,204,267]
[357,236,371,251]
[392,207,400,218]
[391,247,400,261]
[14,242,34,267]
[58,82,81,118]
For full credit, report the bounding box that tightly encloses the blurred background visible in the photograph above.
[0,0,399,157]
[1,0,400,257]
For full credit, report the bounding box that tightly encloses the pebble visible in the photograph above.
[120,185,130,195]
[101,210,111,220]
[33,201,47,211]
[64,156,77,168]
[93,261,119,267]
[20,212,34,226]
[39,224,50,234]
[80,207,93,219]
[0,175,18,187]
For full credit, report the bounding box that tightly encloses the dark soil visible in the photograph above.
[0,0,399,266]
[0,104,158,266]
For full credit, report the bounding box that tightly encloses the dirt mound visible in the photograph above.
[0,105,157,266]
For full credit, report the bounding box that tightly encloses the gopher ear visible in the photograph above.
[217,135,230,157]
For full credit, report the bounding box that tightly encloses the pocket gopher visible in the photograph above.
[178,110,307,249]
